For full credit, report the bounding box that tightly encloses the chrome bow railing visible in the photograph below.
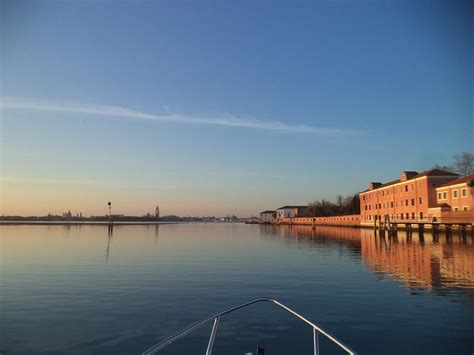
[142,297,356,355]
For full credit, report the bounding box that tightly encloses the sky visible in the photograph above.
[0,0,472,217]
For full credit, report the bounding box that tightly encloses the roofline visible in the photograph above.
[436,182,472,190]
[359,174,459,195]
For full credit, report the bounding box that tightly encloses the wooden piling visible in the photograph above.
[445,224,452,237]
[418,223,424,234]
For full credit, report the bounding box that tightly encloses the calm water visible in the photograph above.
[1,223,473,354]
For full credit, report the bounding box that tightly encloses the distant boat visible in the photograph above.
[142,297,356,355]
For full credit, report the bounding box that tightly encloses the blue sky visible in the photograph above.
[1,0,472,216]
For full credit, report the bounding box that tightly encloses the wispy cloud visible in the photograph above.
[1,176,175,190]
[0,96,362,136]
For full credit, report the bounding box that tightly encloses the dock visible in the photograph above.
[374,217,474,238]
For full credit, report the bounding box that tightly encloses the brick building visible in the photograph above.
[434,173,474,212]
[359,168,459,225]
[427,174,474,222]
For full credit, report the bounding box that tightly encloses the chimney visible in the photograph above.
[400,171,418,181]
[368,182,382,190]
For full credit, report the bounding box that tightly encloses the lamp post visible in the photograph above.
[107,201,113,232]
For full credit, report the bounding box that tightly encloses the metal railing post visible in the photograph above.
[313,328,319,355]
[205,316,220,355]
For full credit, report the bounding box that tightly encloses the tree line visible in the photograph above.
[306,194,360,217]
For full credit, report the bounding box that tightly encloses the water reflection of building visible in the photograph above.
[360,229,474,290]
[259,225,474,291]
[260,224,362,243]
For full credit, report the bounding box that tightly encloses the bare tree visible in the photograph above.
[307,194,360,217]
[452,152,474,176]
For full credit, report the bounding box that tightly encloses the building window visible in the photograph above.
[438,191,449,200]
[462,188,468,197]
[406,213,409,219]
[411,199,415,206]
[405,185,408,192]
[453,190,458,198]
[412,213,415,219]
[463,206,469,211]
[420,212,423,219]
[405,200,408,206]
[390,202,394,208]
[453,207,459,212]
[419,197,422,204]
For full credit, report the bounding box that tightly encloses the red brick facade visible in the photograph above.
[434,174,474,212]
[359,169,459,224]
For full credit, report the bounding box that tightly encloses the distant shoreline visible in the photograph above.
[0,221,194,226]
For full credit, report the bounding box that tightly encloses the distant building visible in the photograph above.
[276,206,308,219]
[259,210,276,223]
[155,206,160,218]
[433,173,474,212]
[359,168,459,224]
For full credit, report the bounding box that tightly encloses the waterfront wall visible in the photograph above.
[316,215,361,226]
[432,210,474,223]
[273,214,361,227]
[268,211,473,228]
